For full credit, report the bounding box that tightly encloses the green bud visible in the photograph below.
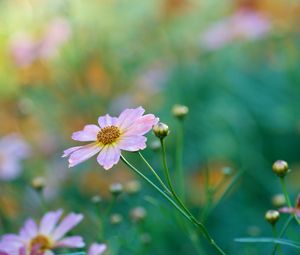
[31,177,45,192]
[130,207,147,223]
[109,183,123,197]
[272,160,289,177]
[91,195,102,204]
[172,104,189,119]
[265,210,280,225]
[110,213,123,225]
[153,122,169,139]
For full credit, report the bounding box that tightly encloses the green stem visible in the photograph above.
[138,152,203,254]
[272,226,283,255]
[280,177,292,208]
[159,140,226,254]
[160,138,191,217]
[138,151,171,195]
[279,177,300,224]
[121,155,226,255]
[175,120,185,200]
[272,215,293,255]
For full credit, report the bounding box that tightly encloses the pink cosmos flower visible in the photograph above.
[88,243,107,255]
[0,245,43,255]
[279,194,300,218]
[0,133,31,181]
[63,107,159,170]
[0,209,84,254]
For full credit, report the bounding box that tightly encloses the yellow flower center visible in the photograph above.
[97,126,121,145]
[30,235,52,251]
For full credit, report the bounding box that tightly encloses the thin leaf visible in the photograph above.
[235,237,300,249]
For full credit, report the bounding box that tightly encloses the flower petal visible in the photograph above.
[97,145,120,170]
[68,143,102,167]
[88,243,107,255]
[39,209,63,235]
[51,213,83,241]
[20,219,38,239]
[0,234,24,248]
[123,114,159,136]
[62,146,82,158]
[278,207,295,214]
[118,136,147,151]
[98,114,118,129]
[71,125,100,142]
[55,236,85,248]
[117,107,145,130]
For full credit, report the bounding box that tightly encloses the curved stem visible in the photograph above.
[160,138,191,216]
[138,152,203,254]
[272,226,283,255]
[159,140,226,255]
[137,151,171,195]
[121,155,192,222]
[272,215,293,255]
[280,177,292,208]
[121,155,226,255]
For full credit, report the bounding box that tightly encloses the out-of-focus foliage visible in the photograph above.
[0,0,300,254]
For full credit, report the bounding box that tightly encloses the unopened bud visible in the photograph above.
[91,195,102,204]
[150,140,161,151]
[172,104,189,119]
[265,210,280,225]
[31,177,45,192]
[271,194,286,207]
[222,167,233,177]
[109,183,123,197]
[153,122,169,139]
[124,180,141,195]
[272,160,289,177]
[130,207,147,223]
[110,213,123,225]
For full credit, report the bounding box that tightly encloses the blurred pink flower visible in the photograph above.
[88,243,107,255]
[63,106,159,170]
[279,194,300,217]
[10,18,71,67]
[0,133,31,181]
[0,209,84,254]
[39,18,72,59]
[200,10,271,50]
[10,33,38,67]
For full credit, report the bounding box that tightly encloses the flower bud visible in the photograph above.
[91,195,102,204]
[110,213,123,225]
[109,183,123,197]
[272,160,289,177]
[222,167,233,177]
[130,207,147,223]
[153,122,169,139]
[31,177,45,192]
[271,194,286,207]
[150,140,161,151]
[265,210,280,225]
[124,180,141,195]
[172,104,189,119]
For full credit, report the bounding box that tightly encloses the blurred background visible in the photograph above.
[0,0,300,254]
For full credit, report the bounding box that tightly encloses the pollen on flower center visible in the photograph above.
[97,126,121,145]
[30,235,52,251]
